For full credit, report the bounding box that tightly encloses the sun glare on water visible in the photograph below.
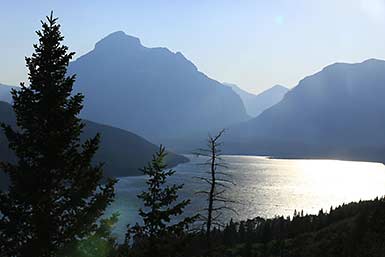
[293,159,385,205]
[109,156,385,238]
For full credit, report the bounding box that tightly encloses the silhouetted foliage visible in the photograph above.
[124,145,196,257]
[205,198,385,257]
[119,198,384,257]
[0,13,116,257]
[63,213,119,257]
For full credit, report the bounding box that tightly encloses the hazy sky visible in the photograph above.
[1,0,385,94]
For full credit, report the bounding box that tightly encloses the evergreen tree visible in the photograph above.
[223,218,237,245]
[127,145,196,257]
[0,13,116,257]
[69,213,119,257]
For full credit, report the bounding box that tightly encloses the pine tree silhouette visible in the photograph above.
[0,13,116,257]
[127,145,196,257]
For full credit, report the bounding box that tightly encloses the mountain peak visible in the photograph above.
[271,84,288,91]
[227,83,289,117]
[362,58,383,64]
[95,31,142,50]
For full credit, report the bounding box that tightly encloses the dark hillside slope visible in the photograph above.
[0,101,187,190]
[226,59,385,162]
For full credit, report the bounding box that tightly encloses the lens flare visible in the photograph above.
[275,15,285,25]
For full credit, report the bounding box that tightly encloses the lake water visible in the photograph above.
[106,155,385,238]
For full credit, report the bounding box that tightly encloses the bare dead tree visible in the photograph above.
[193,129,237,255]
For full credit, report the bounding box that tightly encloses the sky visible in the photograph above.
[1,0,385,94]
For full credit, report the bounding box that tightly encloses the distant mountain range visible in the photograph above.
[0,101,188,190]
[3,34,385,165]
[225,59,385,162]
[0,83,17,103]
[68,31,249,147]
[226,83,288,117]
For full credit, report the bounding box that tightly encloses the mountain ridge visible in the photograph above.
[226,83,288,117]
[0,83,18,103]
[0,101,188,190]
[68,31,249,148]
[224,58,385,163]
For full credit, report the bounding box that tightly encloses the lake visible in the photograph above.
[106,155,385,238]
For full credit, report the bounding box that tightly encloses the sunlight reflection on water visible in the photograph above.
[106,155,385,238]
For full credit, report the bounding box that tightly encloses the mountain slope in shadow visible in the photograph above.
[0,83,18,103]
[0,101,188,190]
[225,59,385,162]
[68,31,249,147]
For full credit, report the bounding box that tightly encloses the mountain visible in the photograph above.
[68,31,249,148]
[0,101,188,190]
[0,83,18,103]
[226,83,289,117]
[225,59,385,162]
